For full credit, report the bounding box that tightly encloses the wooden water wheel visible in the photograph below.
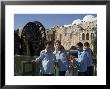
[21,21,46,56]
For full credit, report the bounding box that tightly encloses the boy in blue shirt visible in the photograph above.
[53,40,68,76]
[32,41,56,76]
[84,42,94,76]
[76,42,88,76]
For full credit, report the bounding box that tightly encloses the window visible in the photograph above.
[82,33,85,40]
[70,33,72,39]
[86,33,89,40]
[91,33,94,39]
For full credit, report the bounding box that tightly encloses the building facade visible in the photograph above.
[46,15,97,50]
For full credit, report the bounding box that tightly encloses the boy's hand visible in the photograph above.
[32,60,36,63]
[73,58,77,63]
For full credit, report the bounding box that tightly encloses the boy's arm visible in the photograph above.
[76,53,87,66]
[36,51,44,62]
[32,51,44,63]
[33,51,44,62]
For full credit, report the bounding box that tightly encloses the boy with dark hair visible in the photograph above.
[84,42,94,76]
[53,40,68,76]
[32,41,56,76]
[76,42,88,76]
[66,51,78,76]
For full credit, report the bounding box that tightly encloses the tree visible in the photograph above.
[91,31,97,64]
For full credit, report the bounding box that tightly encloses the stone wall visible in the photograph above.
[46,20,97,50]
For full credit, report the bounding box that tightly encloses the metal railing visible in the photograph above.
[14,55,40,76]
[14,55,97,76]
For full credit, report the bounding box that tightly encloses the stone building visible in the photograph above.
[46,15,97,50]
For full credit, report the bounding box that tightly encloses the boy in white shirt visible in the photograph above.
[32,41,56,76]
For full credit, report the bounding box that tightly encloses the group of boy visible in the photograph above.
[32,40,94,76]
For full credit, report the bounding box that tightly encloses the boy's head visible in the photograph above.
[84,42,90,48]
[44,41,52,50]
[76,42,83,51]
[68,51,76,60]
[54,40,61,50]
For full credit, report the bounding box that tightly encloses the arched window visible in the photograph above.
[82,33,85,40]
[70,33,72,39]
[91,33,94,39]
[86,33,89,40]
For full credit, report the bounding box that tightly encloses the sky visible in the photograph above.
[14,14,97,30]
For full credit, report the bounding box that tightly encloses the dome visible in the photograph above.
[72,19,82,25]
[83,15,95,22]
[64,24,71,27]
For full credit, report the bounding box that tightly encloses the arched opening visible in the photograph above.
[70,33,72,39]
[86,33,89,40]
[82,33,85,40]
[91,33,94,39]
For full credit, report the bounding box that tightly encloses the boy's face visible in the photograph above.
[55,42,61,50]
[69,55,75,60]
[84,46,88,49]
[76,45,83,51]
[85,45,89,48]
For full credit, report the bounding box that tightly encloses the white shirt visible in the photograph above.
[53,50,68,71]
[36,49,56,74]
[76,50,88,72]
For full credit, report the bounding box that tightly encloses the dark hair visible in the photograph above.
[55,40,61,45]
[70,46,77,50]
[68,51,74,56]
[44,41,52,46]
[84,42,90,47]
[77,42,83,47]
[68,50,78,58]
[61,45,65,50]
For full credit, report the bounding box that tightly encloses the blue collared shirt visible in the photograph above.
[36,49,56,74]
[83,48,93,67]
[53,50,68,71]
[76,50,88,72]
